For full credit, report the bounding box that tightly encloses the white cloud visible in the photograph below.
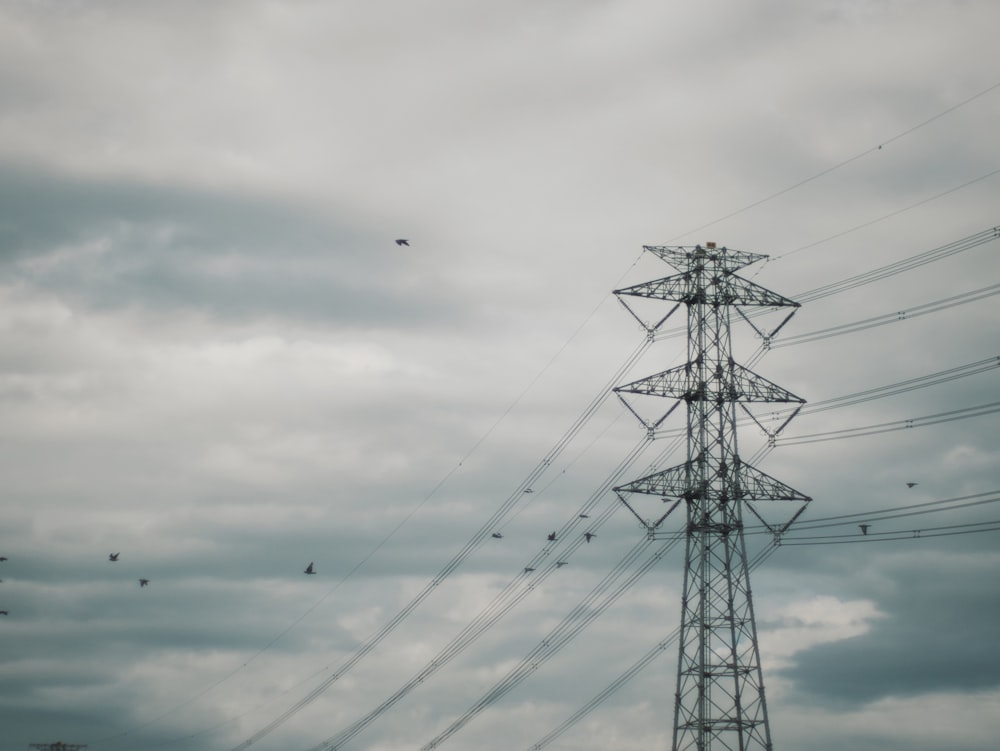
[763,595,884,668]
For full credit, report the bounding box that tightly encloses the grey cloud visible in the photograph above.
[0,163,469,328]
[779,554,1000,706]
[0,1,999,749]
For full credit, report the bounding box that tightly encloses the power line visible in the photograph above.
[650,225,1000,345]
[778,519,1000,545]
[662,354,999,451]
[298,253,997,750]
[106,88,1000,746]
[523,512,1000,751]
[770,282,1000,348]
[292,439,657,751]
[264,268,995,748]
[772,169,1000,261]
[304,433,707,751]
[521,544,785,751]
[751,490,1000,535]
[792,355,1000,414]
[793,227,999,304]
[277,322,992,749]
[140,101,1000,747]
[412,535,687,751]
[775,400,1000,446]
[98,343,656,751]
[664,80,1000,243]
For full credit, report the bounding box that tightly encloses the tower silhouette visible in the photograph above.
[612,243,810,750]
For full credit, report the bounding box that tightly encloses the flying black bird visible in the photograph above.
[395,239,409,246]
[304,562,316,575]
[523,488,534,494]
[584,532,595,543]
[0,556,7,562]
[578,513,589,519]
[524,567,535,573]
[109,552,120,562]
[556,561,568,568]
[547,532,557,542]
[491,532,503,539]
[906,482,918,488]
[138,579,150,587]
[859,524,870,536]
[0,610,8,615]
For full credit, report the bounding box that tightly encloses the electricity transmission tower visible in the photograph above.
[612,243,810,751]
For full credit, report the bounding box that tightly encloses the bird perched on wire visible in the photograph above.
[859,524,870,536]
[395,239,410,246]
[304,562,317,575]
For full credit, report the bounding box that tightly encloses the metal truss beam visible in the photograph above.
[614,361,805,404]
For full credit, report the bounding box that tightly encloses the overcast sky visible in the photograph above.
[1,1,998,750]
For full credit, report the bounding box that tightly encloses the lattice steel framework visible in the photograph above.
[613,244,810,751]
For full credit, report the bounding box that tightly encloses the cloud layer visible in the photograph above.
[1,1,998,750]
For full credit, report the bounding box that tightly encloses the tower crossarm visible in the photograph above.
[615,272,800,308]
[615,361,805,404]
[643,244,767,273]
[614,462,691,499]
[731,462,811,502]
[614,460,810,504]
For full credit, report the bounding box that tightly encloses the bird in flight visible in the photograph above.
[547,532,557,542]
[584,532,596,543]
[395,239,409,246]
[578,513,589,519]
[0,610,8,616]
[859,524,870,536]
[524,567,535,573]
[109,552,120,562]
[556,561,568,568]
[906,482,918,488]
[304,562,316,575]
[0,556,7,562]
[138,579,150,587]
[491,532,503,539]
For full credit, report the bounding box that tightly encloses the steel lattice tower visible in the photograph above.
[612,243,810,751]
